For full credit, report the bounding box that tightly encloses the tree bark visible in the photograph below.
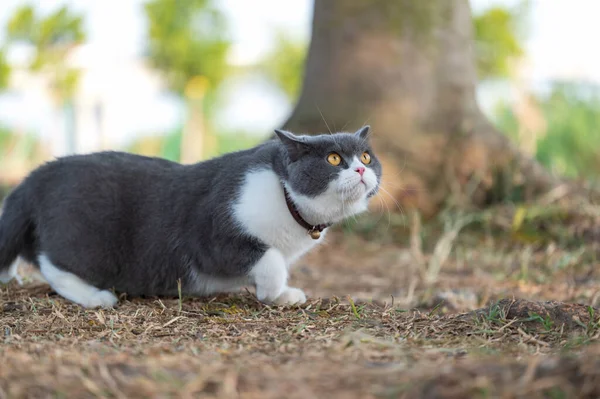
[283,0,558,217]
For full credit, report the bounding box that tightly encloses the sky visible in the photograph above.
[1,0,593,80]
[0,0,313,65]
[0,0,599,148]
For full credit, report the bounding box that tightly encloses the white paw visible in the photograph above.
[0,261,21,285]
[256,284,285,303]
[273,287,307,306]
[83,290,118,308]
[0,270,13,284]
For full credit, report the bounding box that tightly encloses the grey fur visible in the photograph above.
[0,127,381,299]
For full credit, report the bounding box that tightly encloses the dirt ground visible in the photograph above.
[2,203,600,398]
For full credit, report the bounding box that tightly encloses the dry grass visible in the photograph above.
[2,202,600,398]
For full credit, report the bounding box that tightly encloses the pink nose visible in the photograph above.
[355,166,365,176]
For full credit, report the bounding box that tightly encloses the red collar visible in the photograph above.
[282,185,331,239]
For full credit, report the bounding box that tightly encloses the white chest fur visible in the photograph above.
[232,168,323,265]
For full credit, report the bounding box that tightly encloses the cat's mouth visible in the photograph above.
[355,178,371,191]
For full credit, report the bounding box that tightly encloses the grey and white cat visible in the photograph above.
[0,127,382,308]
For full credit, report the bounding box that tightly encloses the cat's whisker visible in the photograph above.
[378,170,411,184]
[358,132,369,149]
[398,155,408,176]
[378,170,427,194]
[378,185,404,212]
[387,203,407,229]
[341,190,346,220]
[373,191,393,233]
[360,116,372,130]
[383,195,392,229]
[379,181,426,194]
[340,120,351,132]
[377,186,407,225]
[316,104,333,135]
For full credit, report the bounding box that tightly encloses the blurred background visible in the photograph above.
[0,0,598,190]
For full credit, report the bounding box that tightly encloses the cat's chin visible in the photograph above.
[335,190,371,219]
[339,182,371,203]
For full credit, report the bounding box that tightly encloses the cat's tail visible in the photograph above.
[0,184,31,282]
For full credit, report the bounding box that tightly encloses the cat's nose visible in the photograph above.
[355,166,365,176]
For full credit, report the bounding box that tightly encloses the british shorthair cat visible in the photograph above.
[0,126,382,308]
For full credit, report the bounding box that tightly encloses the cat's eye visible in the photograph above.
[361,152,371,165]
[327,152,342,166]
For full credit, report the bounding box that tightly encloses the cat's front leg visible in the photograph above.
[249,248,307,306]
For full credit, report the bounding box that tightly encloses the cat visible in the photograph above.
[0,126,382,308]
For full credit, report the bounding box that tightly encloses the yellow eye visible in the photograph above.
[327,152,341,166]
[361,152,371,165]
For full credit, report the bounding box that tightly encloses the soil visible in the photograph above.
[2,204,600,398]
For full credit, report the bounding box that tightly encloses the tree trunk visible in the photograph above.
[283,0,558,217]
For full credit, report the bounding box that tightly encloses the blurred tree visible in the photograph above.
[261,31,307,101]
[5,4,85,155]
[0,49,10,90]
[0,125,45,186]
[263,2,527,101]
[0,49,16,180]
[282,0,558,216]
[145,0,229,94]
[473,5,527,79]
[144,0,230,163]
[495,83,600,181]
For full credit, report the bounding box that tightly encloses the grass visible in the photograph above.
[1,199,600,398]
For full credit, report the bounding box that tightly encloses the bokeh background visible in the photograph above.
[0,0,598,187]
[2,3,600,397]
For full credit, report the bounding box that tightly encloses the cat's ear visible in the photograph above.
[275,129,310,161]
[355,125,371,140]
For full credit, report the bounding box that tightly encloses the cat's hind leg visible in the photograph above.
[0,258,47,285]
[38,253,117,308]
[0,259,22,285]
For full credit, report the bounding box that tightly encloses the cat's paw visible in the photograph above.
[0,261,22,285]
[0,270,14,284]
[82,290,118,308]
[273,287,307,306]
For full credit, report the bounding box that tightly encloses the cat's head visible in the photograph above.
[275,126,382,224]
